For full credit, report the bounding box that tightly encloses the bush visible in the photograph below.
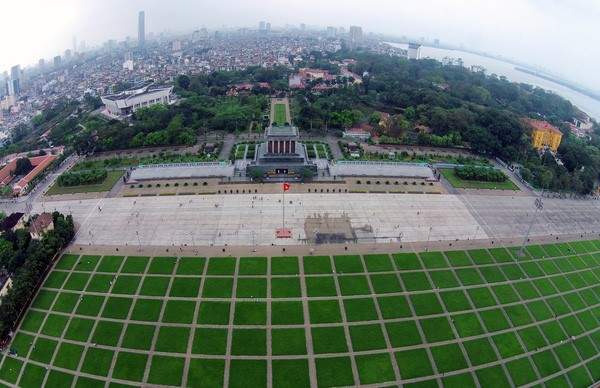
[193,182,199,186]
[356,180,361,184]
[147,184,152,188]
[366,180,371,184]
[57,169,107,187]
[138,184,143,188]
[183,182,189,186]
[454,165,507,182]
[165,183,170,187]
[203,182,208,186]
[130,185,134,189]
[174,183,179,187]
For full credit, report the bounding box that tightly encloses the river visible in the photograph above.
[388,43,600,120]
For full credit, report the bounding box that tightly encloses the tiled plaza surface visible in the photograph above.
[0,241,598,387]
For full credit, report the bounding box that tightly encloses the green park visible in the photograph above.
[0,241,598,387]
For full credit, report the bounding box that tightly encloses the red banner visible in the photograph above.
[283,183,290,192]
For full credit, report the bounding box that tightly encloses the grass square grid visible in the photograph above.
[187,359,225,388]
[54,342,84,371]
[162,300,195,324]
[229,360,267,388]
[19,363,47,388]
[271,276,302,298]
[197,301,231,325]
[532,350,561,378]
[526,300,553,321]
[231,329,267,355]
[10,333,34,356]
[476,365,511,388]
[378,295,412,319]
[440,290,472,312]
[540,244,562,257]
[52,292,80,313]
[155,326,191,353]
[201,277,234,298]
[130,299,163,322]
[463,338,497,366]
[559,315,585,337]
[363,254,394,272]
[111,275,141,295]
[272,359,310,388]
[467,287,497,308]
[574,335,597,360]
[74,295,105,317]
[96,255,124,272]
[55,253,79,270]
[80,347,114,377]
[554,342,581,368]
[396,348,434,379]
[139,276,170,296]
[539,259,561,276]
[429,270,460,289]
[525,245,547,259]
[420,316,456,342]
[101,296,133,319]
[176,256,206,275]
[479,308,510,332]
[442,372,476,387]
[309,300,342,324]
[40,313,68,338]
[305,276,337,297]
[169,277,201,297]
[112,352,148,383]
[420,251,449,269]
[64,317,95,342]
[533,278,558,297]
[386,320,422,347]
[121,323,156,350]
[546,296,571,316]
[410,293,443,316]
[147,256,176,274]
[272,328,307,355]
[315,357,355,388]
[491,284,520,304]
[500,263,526,280]
[75,255,101,271]
[238,256,267,275]
[63,273,90,291]
[517,326,547,351]
[513,281,541,300]
[356,353,396,385]
[74,376,104,388]
[271,256,299,275]
[236,278,267,298]
[234,302,267,325]
[0,357,24,384]
[540,321,567,344]
[43,271,69,289]
[206,256,236,275]
[191,328,228,355]
[147,355,185,387]
[554,257,576,272]
[431,343,468,373]
[479,266,508,283]
[312,326,348,354]
[401,271,432,291]
[272,301,304,325]
[349,324,387,351]
[31,290,57,310]
[568,365,594,387]
[46,370,74,387]
[334,255,365,273]
[455,268,484,286]
[29,338,58,364]
[392,252,422,270]
[568,241,589,254]
[488,247,514,263]
[550,275,575,292]
[86,274,113,293]
[338,275,371,296]
[577,310,598,331]
[492,332,524,358]
[444,250,472,267]
[303,255,332,274]
[521,262,545,278]
[504,304,534,327]
[20,310,45,333]
[120,256,150,273]
[506,357,538,386]
[452,312,485,338]
[344,298,379,322]
[91,320,124,347]
[468,249,494,264]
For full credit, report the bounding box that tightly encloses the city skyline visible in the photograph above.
[2,0,600,92]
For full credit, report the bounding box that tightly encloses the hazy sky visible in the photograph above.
[4,0,600,91]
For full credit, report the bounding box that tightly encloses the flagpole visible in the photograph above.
[282,182,285,229]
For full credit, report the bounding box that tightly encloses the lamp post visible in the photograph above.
[373,227,379,251]
[251,229,257,252]
[88,231,95,250]
[425,227,432,251]
[472,226,479,245]
[136,231,142,252]
[519,198,543,256]
[190,231,197,254]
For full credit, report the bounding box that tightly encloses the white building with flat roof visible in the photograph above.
[101,83,173,117]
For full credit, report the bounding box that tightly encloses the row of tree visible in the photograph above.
[0,213,75,338]
[57,169,107,187]
[454,165,507,182]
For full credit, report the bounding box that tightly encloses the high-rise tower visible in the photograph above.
[138,11,145,48]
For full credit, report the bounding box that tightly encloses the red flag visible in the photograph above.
[283,183,290,192]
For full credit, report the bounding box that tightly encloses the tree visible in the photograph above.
[176,75,191,90]
[14,158,33,176]
[299,168,315,182]
[250,169,264,181]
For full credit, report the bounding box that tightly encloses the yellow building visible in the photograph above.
[527,119,562,152]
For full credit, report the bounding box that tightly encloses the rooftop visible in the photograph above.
[526,119,562,135]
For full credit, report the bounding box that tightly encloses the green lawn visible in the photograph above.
[273,103,288,126]
[46,170,124,195]
[4,241,600,388]
[439,168,520,190]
